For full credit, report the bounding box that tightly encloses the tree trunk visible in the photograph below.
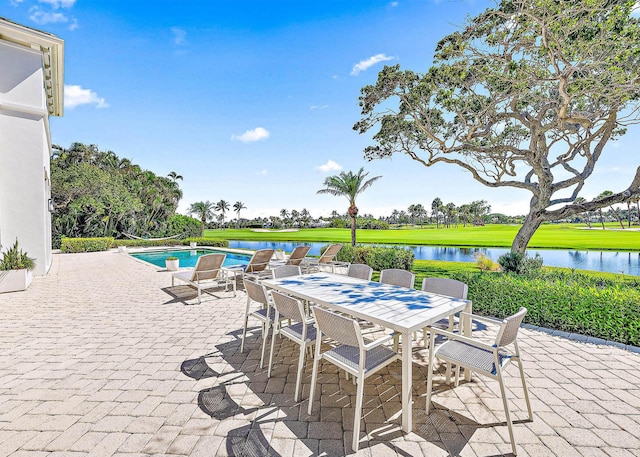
[511,212,545,255]
[350,216,356,246]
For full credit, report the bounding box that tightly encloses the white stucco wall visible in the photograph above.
[0,40,52,275]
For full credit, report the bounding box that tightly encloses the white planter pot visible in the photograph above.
[0,269,33,293]
[275,251,286,260]
[118,246,127,253]
[189,242,197,248]
[166,259,179,271]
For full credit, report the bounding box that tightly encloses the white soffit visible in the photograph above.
[0,17,64,117]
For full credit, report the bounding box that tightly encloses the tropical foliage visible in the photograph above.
[51,143,188,247]
[0,240,36,271]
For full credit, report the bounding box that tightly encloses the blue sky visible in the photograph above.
[3,0,640,220]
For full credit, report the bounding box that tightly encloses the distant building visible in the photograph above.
[0,17,64,275]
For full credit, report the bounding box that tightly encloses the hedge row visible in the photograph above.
[332,244,414,271]
[451,270,640,347]
[61,237,228,253]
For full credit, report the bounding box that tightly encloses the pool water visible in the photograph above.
[130,249,251,269]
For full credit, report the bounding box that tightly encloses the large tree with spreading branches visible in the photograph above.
[355,0,640,254]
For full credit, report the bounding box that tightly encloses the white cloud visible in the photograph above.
[390,2,399,7]
[38,0,76,8]
[68,17,78,30]
[29,7,67,25]
[171,27,187,45]
[310,105,328,110]
[632,2,640,18]
[64,85,109,109]
[231,127,270,143]
[256,169,267,176]
[351,53,394,76]
[316,160,342,173]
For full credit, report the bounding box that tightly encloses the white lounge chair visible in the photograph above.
[302,243,348,273]
[241,248,275,282]
[171,253,235,303]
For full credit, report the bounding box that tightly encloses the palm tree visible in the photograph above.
[233,201,247,228]
[189,201,215,236]
[317,167,382,246]
[215,200,230,228]
[167,171,183,182]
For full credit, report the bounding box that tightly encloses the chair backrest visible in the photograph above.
[422,277,468,299]
[379,269,415,289]
[192,253,225,281]
[244,278,269,306]
[318,244,343,264]
[347,263,373,281]
[245,249,275,273]
[312,306,361,347]
[286,246,311,266]
[270,290,305,322]
[495,307,528,347]
[272,265,302,279]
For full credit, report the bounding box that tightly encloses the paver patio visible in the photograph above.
[0,250,639,456]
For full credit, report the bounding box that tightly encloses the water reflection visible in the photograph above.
[226,240,640,276]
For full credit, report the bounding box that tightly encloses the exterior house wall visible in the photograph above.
[0,22,62,276]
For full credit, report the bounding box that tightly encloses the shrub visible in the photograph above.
[332,244,414,271]
[112,238,228,248]
[61,237,114,253]
[451,270,640,346]
[0,240,36,271]
[164,214,201,238]
[498,251,544,275]
[474,253,501,271]
[165,256,178,261]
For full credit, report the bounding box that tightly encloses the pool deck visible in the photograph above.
[1,250,639,456]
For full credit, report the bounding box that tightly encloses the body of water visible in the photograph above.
[226,240,640,276]
[131,248,251,269]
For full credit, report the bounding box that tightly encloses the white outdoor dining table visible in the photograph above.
[261,271,472,433]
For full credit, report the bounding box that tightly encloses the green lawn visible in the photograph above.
[206,223,640,251]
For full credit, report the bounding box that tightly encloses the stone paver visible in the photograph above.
[1,250,639,456]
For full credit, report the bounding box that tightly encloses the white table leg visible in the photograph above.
[401,331,412,432]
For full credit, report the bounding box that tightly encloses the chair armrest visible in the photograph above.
[362,333,395,350]
[428,327,496,352]
[460,312,503,326]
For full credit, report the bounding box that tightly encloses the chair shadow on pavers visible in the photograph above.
[161,284,233,305]
[180,323,521,456]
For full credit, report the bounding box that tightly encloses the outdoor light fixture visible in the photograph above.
[48,198,55,213]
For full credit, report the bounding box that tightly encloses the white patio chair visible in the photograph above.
[308,306,400,452]
[346,263,373,281]
[240,278,285,368]
[171,253,235,303]
[267,290,317,402]
[379,268,415,289]
[421,277,468,345]
[271,265,302,279]
[426,307,532,456]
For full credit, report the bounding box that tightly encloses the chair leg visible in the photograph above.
[268,322,279,378]
[515,357,533,421]
[352,375,365,452]
[426,331,436,414]
[308,353,321,415]
[496,366,518,456]
[294,342,306,402]
[259,322,270,369]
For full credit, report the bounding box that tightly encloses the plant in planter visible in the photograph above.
[0,239,36,293]
[165,256,179,271]
[275,248,286,260]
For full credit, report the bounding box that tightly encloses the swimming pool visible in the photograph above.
[130,249,251,269]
